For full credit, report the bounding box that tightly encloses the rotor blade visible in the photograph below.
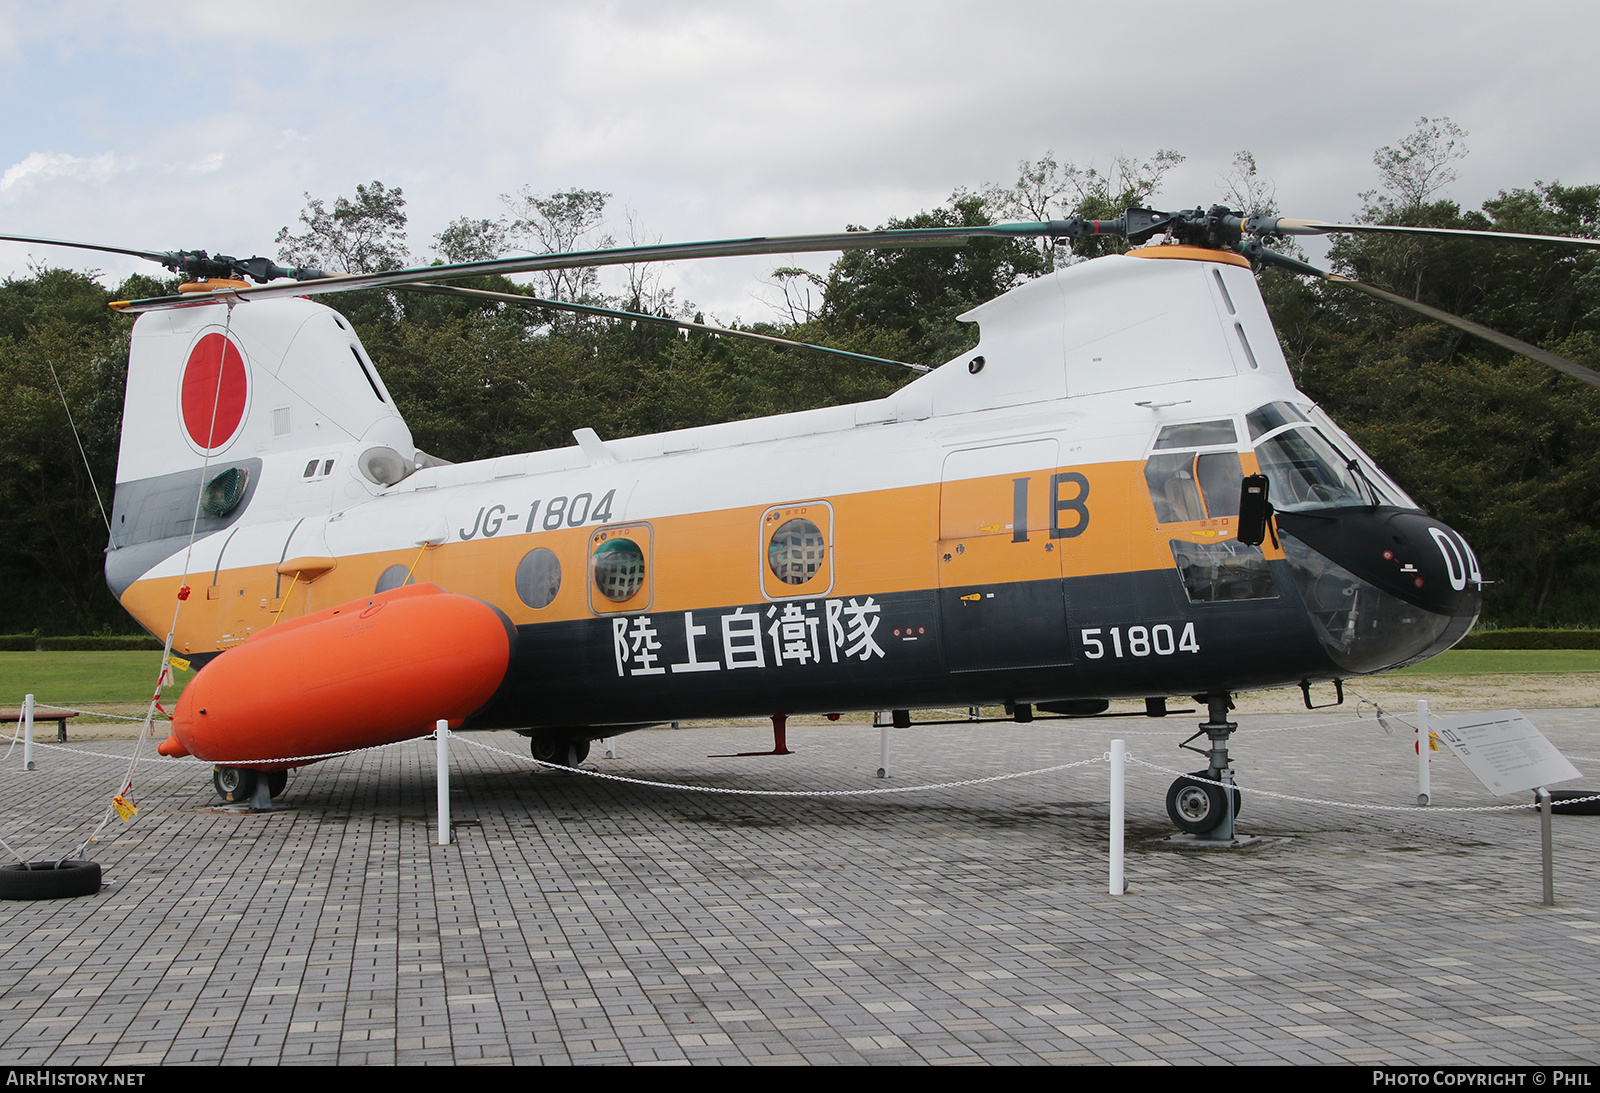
[1269,219,1600,249]
[1325,275,1600,390]
[110,222,1070,312]
[0,232,176,265]
[1243,243,1600,387]
[402,284,930,373]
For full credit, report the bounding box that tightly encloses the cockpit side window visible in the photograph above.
[1145,454,1203,523]
[1246,401,1309,440]
[1145,451,1244,524]
[1153,420,1237,449]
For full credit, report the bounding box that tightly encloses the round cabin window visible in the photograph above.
[768,518,825,585]
[515,548,562,609]
[375,564,413,593]
[592,538,645,602]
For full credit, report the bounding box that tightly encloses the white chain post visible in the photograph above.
[1539,786,1555,906]
[1416,700,1431,805]
[1109,739,1126,895]
[436,719,450,846]
[22,693,35,772]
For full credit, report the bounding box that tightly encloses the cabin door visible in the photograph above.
[937,441,1070,672]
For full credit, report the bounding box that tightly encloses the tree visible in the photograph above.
[1221,151,1279,216]
[433,216,508,264]
[500,187,612,303]
[276,181,410,274]
[0,269,147,633]
[1368,116,1469,216]
[818,191,1046,367]
[762,266,827,325]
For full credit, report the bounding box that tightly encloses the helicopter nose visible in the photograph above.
[1274,508,1481,674]
[1276,508,1483,619]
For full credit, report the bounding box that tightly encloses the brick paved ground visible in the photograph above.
[1,704,1597,1065]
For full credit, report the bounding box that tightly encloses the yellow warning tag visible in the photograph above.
[960,593,981,602]
[166,655,191,673]
[112,795,138,822]
[1429,732,1441,752]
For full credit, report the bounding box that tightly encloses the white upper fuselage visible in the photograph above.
[122,248,1304,596]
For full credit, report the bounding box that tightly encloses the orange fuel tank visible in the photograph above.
[162,583,514,766]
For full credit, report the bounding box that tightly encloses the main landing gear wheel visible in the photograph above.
[1166,771,1242,835]
[212,767,287,805]
[213,766,258,804]
[530,733,589,767]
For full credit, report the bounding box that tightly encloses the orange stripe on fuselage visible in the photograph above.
[119,458,1282,656]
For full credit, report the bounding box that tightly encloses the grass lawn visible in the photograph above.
[0,651,195,709]
[1391,649,1600,676]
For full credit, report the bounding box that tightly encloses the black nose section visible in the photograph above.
[1274,507,1482,619]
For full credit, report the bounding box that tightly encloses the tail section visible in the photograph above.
[107,295,418,607]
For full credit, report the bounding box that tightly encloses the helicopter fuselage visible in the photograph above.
[107,245,1480,758]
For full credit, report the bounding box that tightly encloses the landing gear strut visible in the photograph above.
[1165,695,1241,838]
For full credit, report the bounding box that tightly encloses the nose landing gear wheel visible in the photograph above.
[1165,771,1242,835]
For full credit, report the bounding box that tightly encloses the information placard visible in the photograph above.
[1431,710,1581,797]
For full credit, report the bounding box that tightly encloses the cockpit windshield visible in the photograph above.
[1253,421,1409,512]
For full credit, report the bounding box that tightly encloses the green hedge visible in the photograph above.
[1457,629,1600,650]
[0,635,36,651]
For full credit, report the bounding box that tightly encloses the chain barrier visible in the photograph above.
[454,733,1105,797]
[1127,757,1600,813]
[14,738,209,765]
[8,701,1591,860]
[28,705,164,723]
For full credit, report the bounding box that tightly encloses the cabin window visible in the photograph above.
[768,518,825,585]
[200,466,249,517]
[588,525,653,614]
[760,502,834,600]
[515,548,561,609]
[593,538,645,602]
[375,564,413,593]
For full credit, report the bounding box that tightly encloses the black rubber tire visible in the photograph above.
[213,766,259,804]
[0,860,101,900]
[266,770,288,798]
[1166,770,1242,834]
[530,734,589,767]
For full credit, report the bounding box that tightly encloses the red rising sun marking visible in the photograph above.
[180,333,247,449]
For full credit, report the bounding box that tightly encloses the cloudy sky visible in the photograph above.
[2,0,1597,321]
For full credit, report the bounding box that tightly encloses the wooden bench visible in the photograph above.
[0,707,79,743]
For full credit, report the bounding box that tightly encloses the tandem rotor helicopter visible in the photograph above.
[8,203,1600,837]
